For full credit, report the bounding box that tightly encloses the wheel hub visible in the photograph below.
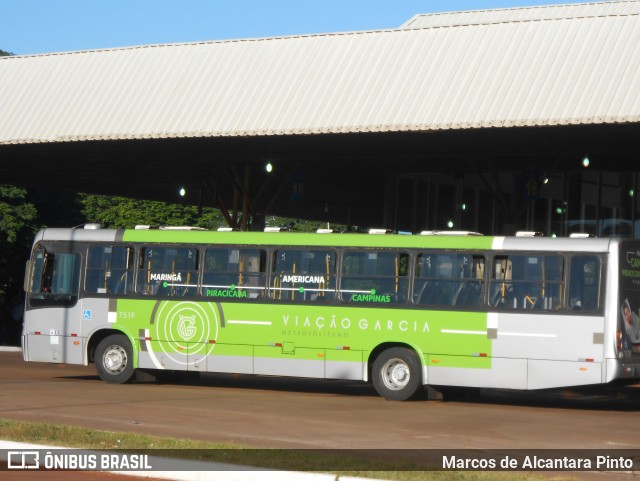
[382,358,410,390]
[104,346,127,374]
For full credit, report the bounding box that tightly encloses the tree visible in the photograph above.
[0,185,38,344]
[0,185,38,243]
[78,194,228,229]
[0,49,13,57]
[77,193,344,232]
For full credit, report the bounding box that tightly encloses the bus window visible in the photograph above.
[270,249,336,301]
[341,250,409,304]
[28,246,80,307]
[490,254,564,310]
[202,248,266,299]
[85,245,133,295]
[568,255,601,311]
[136,246,198,297]
[413,253,485,307]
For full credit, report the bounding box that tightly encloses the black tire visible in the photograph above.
[372,347,422,401]
[95,334,135,384]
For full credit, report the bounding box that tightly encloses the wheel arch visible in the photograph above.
[367,342,426,385]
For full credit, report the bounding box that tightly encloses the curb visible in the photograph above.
[0,347,21,352]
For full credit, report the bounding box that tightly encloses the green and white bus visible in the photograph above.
[22,225,640,401]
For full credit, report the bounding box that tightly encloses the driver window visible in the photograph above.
[28,246,80,307]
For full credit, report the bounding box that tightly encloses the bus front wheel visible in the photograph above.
[372,347,422,401]
[95,334,135,384]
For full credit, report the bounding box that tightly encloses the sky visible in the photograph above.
[1,0,593,56]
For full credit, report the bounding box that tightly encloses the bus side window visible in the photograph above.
[136,246,199,297]
[85,245,133,295]
[270,249,336,302]
[490,254,564,310]
[341,250,408,304]
[202,248,267,299]
[569,255,600,311]
[490,256,511,307]
[413,253,485,307]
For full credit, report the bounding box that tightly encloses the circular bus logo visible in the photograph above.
[149,301,220,366]
[177,314,197,340]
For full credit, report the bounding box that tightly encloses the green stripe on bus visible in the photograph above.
[122,230,496,250]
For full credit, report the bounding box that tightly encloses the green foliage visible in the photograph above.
[77,194,347,232]
[78,193,228,229]
[0,185,38,243]
[0,49,13,56]
[265,216,348,233]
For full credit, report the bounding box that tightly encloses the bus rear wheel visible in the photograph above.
[372,347,422,401]
[95,334,135,384]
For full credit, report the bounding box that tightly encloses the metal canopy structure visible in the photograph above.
[2,0,640,143]
[1,0,640,235]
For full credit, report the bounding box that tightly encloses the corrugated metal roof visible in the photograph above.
[401,0,640,29]
[1,0,640,145]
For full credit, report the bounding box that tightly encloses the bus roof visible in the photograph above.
[34,226,618,253]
